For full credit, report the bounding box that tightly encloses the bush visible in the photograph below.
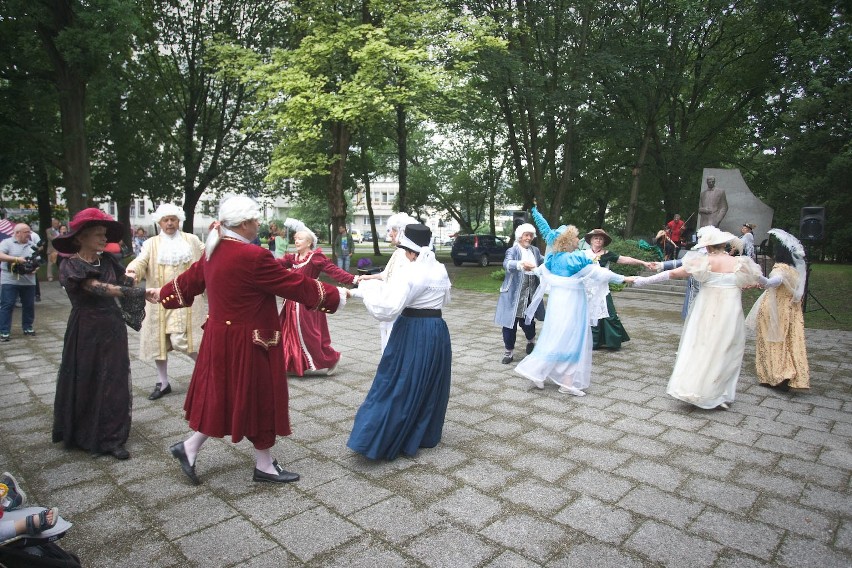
[604,236,657,276]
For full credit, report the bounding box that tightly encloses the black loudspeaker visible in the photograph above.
[800,206,826,242]
[512,211,528,229]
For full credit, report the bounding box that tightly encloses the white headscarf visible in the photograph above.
[206,196,261,260]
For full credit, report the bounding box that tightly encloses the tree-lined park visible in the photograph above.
[1,1,849,259]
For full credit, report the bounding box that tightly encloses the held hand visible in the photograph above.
[648,262,660,271]
[124,268,136,281]
[623,276,636,285]
[145,288,160,303]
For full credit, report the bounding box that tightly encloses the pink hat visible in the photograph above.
[52,208,124,253]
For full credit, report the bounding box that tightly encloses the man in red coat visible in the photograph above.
[148,196,348,485]
[666,213,686,256]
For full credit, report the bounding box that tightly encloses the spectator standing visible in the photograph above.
[739,223,757,262]
[333,225,354,271]
[124,204,206,401]
[0,223,40,341]
[132,228,147,257]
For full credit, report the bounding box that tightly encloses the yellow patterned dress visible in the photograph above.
[751,263,810,388]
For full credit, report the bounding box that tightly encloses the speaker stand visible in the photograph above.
[802,246,837,321]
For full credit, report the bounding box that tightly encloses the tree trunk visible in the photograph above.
[396,104,407,212]
[34,162,54,244]
[37,4,92,216]
[328,121,351,257]
[624,121,654,237]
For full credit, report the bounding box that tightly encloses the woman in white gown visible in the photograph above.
[633,226,762,409]
[516,208,633,396]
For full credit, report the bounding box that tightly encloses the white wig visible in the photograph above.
[151,203,186,223]
[386,212,418,233]
[514,223,536,241]
[283,217,318,249]
[206,195,261,259]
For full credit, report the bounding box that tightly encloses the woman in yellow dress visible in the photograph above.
[745,229,809,391]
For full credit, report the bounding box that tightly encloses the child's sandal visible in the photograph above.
[25,507,58,535]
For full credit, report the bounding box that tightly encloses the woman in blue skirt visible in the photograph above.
[348,224,452,460]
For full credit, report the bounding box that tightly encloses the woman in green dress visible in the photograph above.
[582,229,653,350]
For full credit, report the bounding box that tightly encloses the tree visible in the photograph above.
[134,0,286,233]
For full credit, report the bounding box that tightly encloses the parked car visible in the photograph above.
[363,231,374,242]
[350,229,363,243]
[450,234,510,267]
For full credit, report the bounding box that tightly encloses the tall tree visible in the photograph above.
[135,0,285,232]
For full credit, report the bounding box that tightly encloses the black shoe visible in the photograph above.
[148,383,172,400]
[501,354,514,364]
[110,446,130,460]
[525,342,535,354]
[0,334,9,342]
[170,442,200,485]
[23,329,35,336]
[253,467,299,484]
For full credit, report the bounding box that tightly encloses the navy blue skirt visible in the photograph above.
[347,314,452,460]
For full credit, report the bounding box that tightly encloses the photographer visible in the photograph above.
[0,223,42,341]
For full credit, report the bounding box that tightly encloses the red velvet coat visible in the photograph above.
[159,238,340,446]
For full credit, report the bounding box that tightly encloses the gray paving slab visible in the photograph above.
[0,277,850,566]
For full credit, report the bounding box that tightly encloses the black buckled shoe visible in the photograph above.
[110,446,130,460]
[169,442,200,485]
[253,467,299,484]
[148,383,172,400]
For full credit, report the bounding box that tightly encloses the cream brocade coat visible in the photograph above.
[753,263,810,388]
[126,232,207,360]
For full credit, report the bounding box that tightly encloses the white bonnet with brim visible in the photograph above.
[514,223,536,240]
[151,203,186,223]
[694,225,740,250]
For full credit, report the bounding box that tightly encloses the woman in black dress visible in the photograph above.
[51,209,144,460]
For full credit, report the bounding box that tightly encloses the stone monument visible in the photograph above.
[695,168,773,246]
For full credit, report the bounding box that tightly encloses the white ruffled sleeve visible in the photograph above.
[682,251,711,282]
[734,256,763,288]
[350,275,412,322]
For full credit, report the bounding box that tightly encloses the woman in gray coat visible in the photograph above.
[494,223,545,364]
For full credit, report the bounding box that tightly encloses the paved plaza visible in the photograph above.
[1,278,851,567]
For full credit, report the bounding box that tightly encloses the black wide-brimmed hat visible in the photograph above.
[397,223,432,252]
[52,208,124,254]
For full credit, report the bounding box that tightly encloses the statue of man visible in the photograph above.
[698,175,728,228]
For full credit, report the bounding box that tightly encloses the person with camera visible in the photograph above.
[0,223,42,342]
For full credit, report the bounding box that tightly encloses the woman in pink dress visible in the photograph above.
[279,219,358,376]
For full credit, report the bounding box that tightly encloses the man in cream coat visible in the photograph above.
[125,204,206,400]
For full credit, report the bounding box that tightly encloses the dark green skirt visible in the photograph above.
[591,293,630,350]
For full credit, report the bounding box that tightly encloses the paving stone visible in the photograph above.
[619,485,704,526]
[176,517,278,566]
[615,458,687,491]
[611,416,668,437]
[352,496,442,543]
[689,509,783,560]
[407,524,499,568]
[776,455,849,488]
[800,485,852,517]
[155,493,238,539]
[564,467,634,503]
[553,495,636,544]
[701,422,760,445]
[429,486,503,529]
[714,441,778,467]
[755,497,836,542]
[651,412,710,432]
[678,476,758,514]
[836,520,852,552]
[512,452,577,483]
[614,434,672,457]
[566,445,632,471]
[308,474,393,515]
[605,401,659,420]
[479,514,569,564]
[267,506,362,562]
[754,433,821,460]
[625,520,721,567]
[668,451,738,480]
[483,550,543,567]
[549,542,646,568]
[777,535,852,568]
[500,478,573,514]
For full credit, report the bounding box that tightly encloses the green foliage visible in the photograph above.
[601,237,657,276]
[490,268,505,281]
